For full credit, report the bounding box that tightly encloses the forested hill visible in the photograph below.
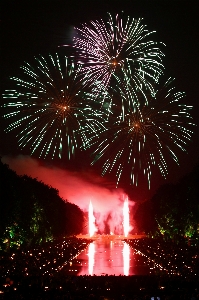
[134,164,199,240]
[0,159,84,250]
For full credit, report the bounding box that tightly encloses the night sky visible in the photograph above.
[1,0,199,205]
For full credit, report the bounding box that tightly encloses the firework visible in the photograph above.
[1,52,104,159]
[89,78,195,188]
[73,12,165,88]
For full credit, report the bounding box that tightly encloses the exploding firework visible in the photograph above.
[73,12,165,88]
[89,78,195,188]
[1,52,104,160]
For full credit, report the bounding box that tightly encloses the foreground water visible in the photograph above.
[62,237,150,276]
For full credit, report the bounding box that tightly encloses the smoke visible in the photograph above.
[2,155,135,234]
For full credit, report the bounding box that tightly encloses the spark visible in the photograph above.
[1,52,104,159]
[73,12,165,88]
[89,78,195,188]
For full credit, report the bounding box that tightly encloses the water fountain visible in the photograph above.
[73,200,148,276]
[88,197,130,237]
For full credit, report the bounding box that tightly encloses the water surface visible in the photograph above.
[63,237,150,276]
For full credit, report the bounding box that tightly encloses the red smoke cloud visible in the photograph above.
[2,155,135,234]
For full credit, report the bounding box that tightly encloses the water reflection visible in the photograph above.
[123,242,130,276]
[67,238,149,276]
[88,242,95,275]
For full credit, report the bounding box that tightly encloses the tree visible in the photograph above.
[134,164,199,240]
[0,159,84,250]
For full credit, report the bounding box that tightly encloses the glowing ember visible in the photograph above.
[89,201,96,237]
[123,197,129,237]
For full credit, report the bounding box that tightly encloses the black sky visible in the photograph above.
[0,0,199,200]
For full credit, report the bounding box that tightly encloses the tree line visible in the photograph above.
[0,159,84,250]
[135,164,199,242]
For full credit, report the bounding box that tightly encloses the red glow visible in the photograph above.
[89,201,96,237]
[88,243,95,275]
[2,155,135,235]
[89,197,131,236]
[77,239,134,276]
[123,197,130,237]
[123,242,130,275]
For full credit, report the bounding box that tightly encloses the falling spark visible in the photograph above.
[1,52,104,160]
[89,78,195,188]
[73,12,165,88]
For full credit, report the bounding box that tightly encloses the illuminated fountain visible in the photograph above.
[123,197,130,237]
[89,201,96,237]
[76,199,134,276]
[88,197,130,237]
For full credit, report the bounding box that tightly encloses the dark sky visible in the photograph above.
[0,0,199,201]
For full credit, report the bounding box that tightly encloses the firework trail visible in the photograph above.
[88,78,195,188]
[1,12,195,191]
[1,52,104,160]
[73,12,165,88]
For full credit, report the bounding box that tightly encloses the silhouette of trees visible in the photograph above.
[135,165,199,240]
[0,159,84,250]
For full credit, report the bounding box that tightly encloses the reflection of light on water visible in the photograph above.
[123,197,129,237]
[88,243,95,275]
[123,242,130,276]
